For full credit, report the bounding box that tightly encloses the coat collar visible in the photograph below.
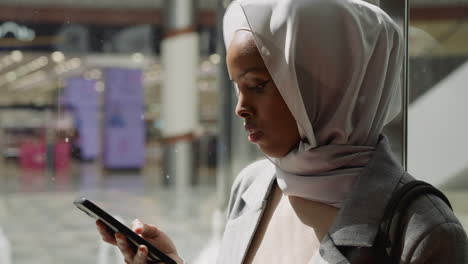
[218,161,276,264]
[241,161,276,210]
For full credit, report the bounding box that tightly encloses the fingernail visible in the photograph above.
[133,220,143,232]
[138,246,146,255]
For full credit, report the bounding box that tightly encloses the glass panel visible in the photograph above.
[1,0,464,263]
[0,2,221,263]
[408,2,468,229]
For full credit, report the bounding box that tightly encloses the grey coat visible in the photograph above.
[217,137,468,263]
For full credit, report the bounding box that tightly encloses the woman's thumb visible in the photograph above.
[132,219,144,234]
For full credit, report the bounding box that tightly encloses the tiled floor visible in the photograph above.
[0,161,220,264]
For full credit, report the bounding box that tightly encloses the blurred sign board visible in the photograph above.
[103,68,145,169]
[65,77,99,160]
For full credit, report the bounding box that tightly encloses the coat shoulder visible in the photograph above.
[398,174,468,263]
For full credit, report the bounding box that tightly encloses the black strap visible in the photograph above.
[376,180,453,264]
[339,180,453,264]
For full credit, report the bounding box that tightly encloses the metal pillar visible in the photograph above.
[379,0,408,168]
[215,0,234,210]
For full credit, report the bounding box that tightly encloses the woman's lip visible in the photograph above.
[245,128,259,133]
[248,131,263,142]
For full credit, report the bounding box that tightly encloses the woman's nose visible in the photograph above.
[235,95,253,119]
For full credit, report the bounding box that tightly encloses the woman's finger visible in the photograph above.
[96,220,116,245]
[140,223,160,238]
[133,220,160,240]
[131,219,180,262]
[132,219,145,234]
[115,232,135,263]
[133,245,149,264]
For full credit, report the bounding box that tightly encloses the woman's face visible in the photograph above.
[226,31,300,158]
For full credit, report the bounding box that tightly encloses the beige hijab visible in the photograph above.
[224,0,403,207]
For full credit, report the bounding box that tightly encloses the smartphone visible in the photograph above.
[74,197,176,264]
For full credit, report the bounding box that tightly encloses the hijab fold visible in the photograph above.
[224,0,403,207]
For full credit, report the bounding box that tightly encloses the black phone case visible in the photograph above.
[74,197,176,264]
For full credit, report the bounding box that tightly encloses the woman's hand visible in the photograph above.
[96,219,184,264]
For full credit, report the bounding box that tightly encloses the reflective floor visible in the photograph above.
[0,160,220,264]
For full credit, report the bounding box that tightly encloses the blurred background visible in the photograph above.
[0,0,466,263]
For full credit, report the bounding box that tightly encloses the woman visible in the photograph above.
[97,0,468,263]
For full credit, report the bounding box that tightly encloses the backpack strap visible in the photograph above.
[339,180,453,264]
[375,180,453,264]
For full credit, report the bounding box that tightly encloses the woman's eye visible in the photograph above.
[248,80,270,92]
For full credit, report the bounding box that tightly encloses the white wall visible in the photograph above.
[408,60,468,186]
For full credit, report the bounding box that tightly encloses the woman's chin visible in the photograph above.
[258,144,288,158]
[256,138,300,158]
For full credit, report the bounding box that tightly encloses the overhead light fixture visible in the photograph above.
[10,50,23,63]
[69,58,81,68]
[0,21,36,41]
[88,69,102,79]
[209,53,220,65]
[51,51,65,63]
[54,57,82,75]
[95,81,105,92]
[13,56,48,78]
[132,53,144,63]
[10,70,47,90]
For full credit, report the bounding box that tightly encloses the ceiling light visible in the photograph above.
[132,53,144,63]
[95,81,105,92]
[70,58,81,68]
[10,50,23,63]
[38,56,49,67]
[89,69,102,79]
[51,51,65,63]
[209,54,220,65]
